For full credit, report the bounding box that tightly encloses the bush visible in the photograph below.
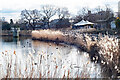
[2,22,11,30]
[115,17,120,29]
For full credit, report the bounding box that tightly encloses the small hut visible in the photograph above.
[73,20,94,29]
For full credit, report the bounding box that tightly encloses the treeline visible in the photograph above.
[2,4,117,30]
[20,5,70,30]
[2,5,70,30]
[2,19,19,30]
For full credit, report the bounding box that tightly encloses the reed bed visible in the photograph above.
[32,29,98,51]
[32,29,120,77]
[32,30,88,51]
[32,29,64,41]
[0,28,119,78]
[0,49,102,78]
[97,35,120,77]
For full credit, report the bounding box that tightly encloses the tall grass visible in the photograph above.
[32,29,97,51]
[32,29,64,41]
[32,29,120,77]
[32,30,87,50]
[97,35,120,77]
[0,29,119,78]
[0,49,102,78]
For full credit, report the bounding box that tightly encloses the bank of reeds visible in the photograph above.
[97,35,120,77]
[32,29,98,52]
[0,50,94,78]
[32,29,64,41]
[32,30,87,51]
[32,29,120,77]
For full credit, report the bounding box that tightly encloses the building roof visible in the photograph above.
[74,20,94,26]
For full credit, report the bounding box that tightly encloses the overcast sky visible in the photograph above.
[0,0,120,22]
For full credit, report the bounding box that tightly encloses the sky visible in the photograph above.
[0,0,120,22]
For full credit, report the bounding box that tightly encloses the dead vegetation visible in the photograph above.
[0,49,97,78]
[32,29,120,78]
[32,29,64,41]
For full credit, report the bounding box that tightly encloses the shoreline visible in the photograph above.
[1,28,120,36]
[32,29,120,78]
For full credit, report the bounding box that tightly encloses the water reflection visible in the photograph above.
[0,36,104,78]
[32,40,73,55]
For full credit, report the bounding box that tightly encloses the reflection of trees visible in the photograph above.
[2,36,31,42]
[2,36,13,42]
[32,40,72,55]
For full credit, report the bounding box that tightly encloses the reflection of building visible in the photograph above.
[11,27,20,37]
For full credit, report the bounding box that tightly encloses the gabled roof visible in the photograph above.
[74,20,94,26]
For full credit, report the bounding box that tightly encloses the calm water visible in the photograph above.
[0,36,106,78]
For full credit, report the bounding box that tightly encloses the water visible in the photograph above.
[0,36,105,78]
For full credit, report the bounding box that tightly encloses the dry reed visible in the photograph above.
[32,29,64,41]
[0,50,98,79]
[0,29,120,78]
[32,29,120,77]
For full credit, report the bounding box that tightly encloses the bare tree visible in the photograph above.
[105,4,113,18]
[104,4,114,28]
[94,6,103,13]
[72,15,82,24]
[57,7,70,20]
[77,7,92,21]
[92,5,114,29]
[75,7,90,23]
[77,7,90,17]
[41,5,57,28]
[21,9,42,30]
